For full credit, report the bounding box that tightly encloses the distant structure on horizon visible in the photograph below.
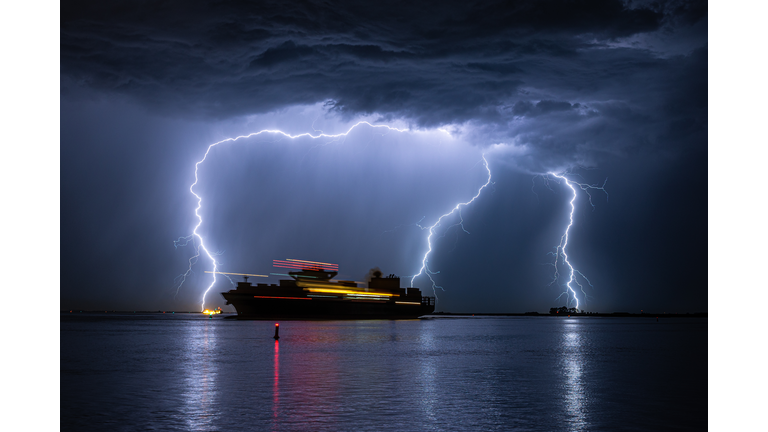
[550,306,580,314]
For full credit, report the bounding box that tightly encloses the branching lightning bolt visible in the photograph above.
[173,235,200,297]
[174,121,420,311]
[546,172,608,310]
[410,155,493,302]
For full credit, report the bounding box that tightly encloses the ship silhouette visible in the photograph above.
[221,268,435,319]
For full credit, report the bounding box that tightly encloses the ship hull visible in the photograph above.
[221,292,434,319]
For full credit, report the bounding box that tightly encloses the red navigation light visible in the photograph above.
[275,323,279,327]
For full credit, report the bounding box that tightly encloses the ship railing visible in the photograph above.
[421,296,435,306]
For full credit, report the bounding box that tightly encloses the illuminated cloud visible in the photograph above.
[61,0,706,170]
[60,0,707,312]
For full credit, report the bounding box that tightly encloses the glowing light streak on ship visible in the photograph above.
[273,264,325,270]
[204,271,268,278]
[285,258,338,267]
[271,273,318,278]
[303,287,396,297]
[272,260,338,271]
[275,259,338,269]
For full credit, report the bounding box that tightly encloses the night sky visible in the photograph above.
[58,0,709,313]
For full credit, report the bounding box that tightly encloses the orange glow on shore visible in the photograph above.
[203,307,222,315]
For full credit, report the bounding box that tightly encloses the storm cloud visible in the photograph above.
[60,0,708,313]
[62,0,706,170]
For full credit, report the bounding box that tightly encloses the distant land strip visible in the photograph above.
[428,312,707,318]
[60,311,707,318]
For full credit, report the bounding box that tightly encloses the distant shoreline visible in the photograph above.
[427,312,707,318]
[60,310,707,318]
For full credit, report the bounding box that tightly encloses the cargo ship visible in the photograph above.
[221,268,435,319]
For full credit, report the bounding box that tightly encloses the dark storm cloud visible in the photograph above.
[59,0,708,313]
[511,100,577,116]
[61,0,706,167]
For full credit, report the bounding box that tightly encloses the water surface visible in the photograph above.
[61,314,707,431]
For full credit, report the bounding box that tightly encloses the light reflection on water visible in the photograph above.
[61,315,707,432]
[561,319,589,431]
[417,320,439,428]
[273,340,279,430]
[182,320,219,431]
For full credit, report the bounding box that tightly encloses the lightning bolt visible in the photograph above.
[175,121,432,312]
[410,155,493,302]
[547,172,608,310]
[172,235,200,297]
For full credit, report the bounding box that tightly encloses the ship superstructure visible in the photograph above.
[221,268,435,319]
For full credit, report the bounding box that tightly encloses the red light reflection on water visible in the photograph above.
[273,339,279,424]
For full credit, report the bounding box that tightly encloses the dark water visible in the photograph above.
[60,314,707,431]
